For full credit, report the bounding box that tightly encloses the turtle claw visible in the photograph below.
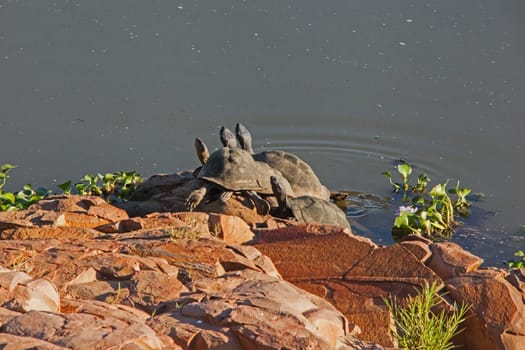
[186,187,207,211]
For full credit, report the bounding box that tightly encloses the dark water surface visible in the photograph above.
[1,1,525,265]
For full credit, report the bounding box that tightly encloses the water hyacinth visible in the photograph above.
[384,163,472,240]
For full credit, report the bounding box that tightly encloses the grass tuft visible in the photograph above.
[383,282,469,350]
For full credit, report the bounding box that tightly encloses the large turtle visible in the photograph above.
[270,175,351,230]
[233,123,331,201]
[186,130,295,214]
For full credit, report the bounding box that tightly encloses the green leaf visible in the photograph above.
[397,163,412,179]
[430,183,446,197]
[0,192,16,204]
[394,214,410,228]
[57,180,72,192]
[515,250,525,257]
[1,164,16,172]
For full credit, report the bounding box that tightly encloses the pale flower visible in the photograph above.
[396,205,418,216]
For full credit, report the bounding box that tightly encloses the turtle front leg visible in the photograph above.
[246,190,271,215]
[186,187,207,211]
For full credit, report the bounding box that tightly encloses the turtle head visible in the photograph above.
[270,175,288,209]
[235,123,254,154]
[194,138,209,165]
[220,126,237,148]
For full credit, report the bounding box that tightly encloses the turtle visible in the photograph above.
[233,123,331,201]
[270,175,351,230]
[186,139,295,214]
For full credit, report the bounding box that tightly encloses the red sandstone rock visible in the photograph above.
[0,195,130,237]
[428,242,484,281]
[208,213,254,243]
[30,195,128,222]
[399,240,432,262]
[1,191,518,349]
[1,308,173,349]
[0,333,67,349]
[0,226,103,240]
[251,226,376,280]
[447,268,525,350]
[345,243,441,285]
[296,279,398,347]
[252,231,446,347]
[148,270,362,350]
[0,269,60,313]
[506,268,525,301]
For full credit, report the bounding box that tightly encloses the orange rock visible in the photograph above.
[345,243,441,285]
[447,268,525,350]
[251,227,376,280]
[0,333,67,350]
[0,270,59,313]
[30,195,128,223]
[399,240,432,262]
[428,242,484,280]
[0,226,102,240]
[208,213,254,244]
[55,212,112,228]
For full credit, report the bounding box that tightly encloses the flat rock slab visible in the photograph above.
[428,241,484,281]
[251,225,376,280]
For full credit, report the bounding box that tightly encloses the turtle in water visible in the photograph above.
[270,175,351,230]
[233,123,331,201]
[186,130,295,214]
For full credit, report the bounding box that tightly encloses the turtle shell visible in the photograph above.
[253,150,330,200]
[289,196,351,229]
[197,147,295,195]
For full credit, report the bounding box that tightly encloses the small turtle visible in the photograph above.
[270,175,351,230]
[234,123,331,201]
[186,141,295,214]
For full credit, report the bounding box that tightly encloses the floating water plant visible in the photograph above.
[0,164,143,212]
[383,163,471,240]
[0,164,51,211]
[507,250,525,268]
[58,171,143,204]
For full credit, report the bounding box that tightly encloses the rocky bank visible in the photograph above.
[0,194,524,349]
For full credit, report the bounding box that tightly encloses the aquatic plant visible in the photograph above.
[58,171,143,204]
[383,163,471,240]
[0,164,51,211]
[0,163,143,212]
[383,282,470,350]
[507,250,525,268]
